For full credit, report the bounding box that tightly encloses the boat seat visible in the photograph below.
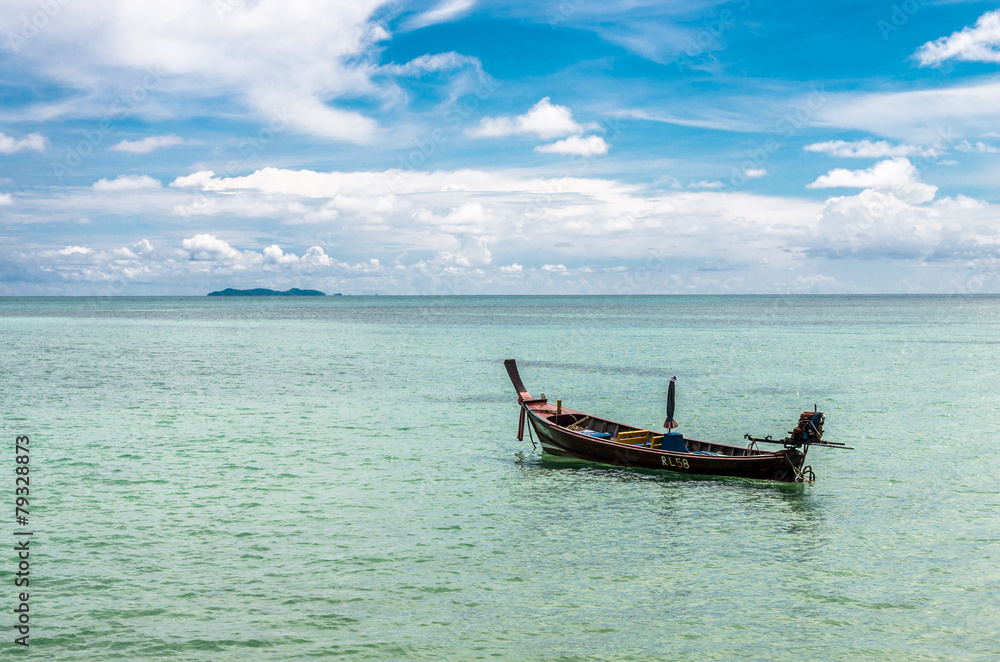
[615,430,664,447]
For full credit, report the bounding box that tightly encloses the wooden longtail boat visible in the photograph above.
[505,359,851,483]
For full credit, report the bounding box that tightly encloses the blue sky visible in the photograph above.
[2,0,1000,294]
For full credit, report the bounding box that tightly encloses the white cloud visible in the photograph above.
[380,52,481,76]
[807,157,938,204]
[804,139,940,159]
[172,171,221,190]
[401,0,475,31]
[955,140,1000,153]
[469,97,594,140]
[0,132,46,154]
[12,165,1000,293]
[814,80,1000,143]
[0,194,11,205]
[534,135,609,157]
[109,135,185,154]
[914,9,1000,66]
[261,244,335,267]
[300,246,335,267]
[0,0,387,142]
[93,175,163,191]
[168,166,639,203]
[181,234,337,270]
[688,181,724,189]
[614,108,765,134]
[21,161,1000,293]
[58,246,92,255]
[263,245,300,264]
[808,189,999,260]
[429,235,492,267]
[744,168,767,179]
[183,234,244,261]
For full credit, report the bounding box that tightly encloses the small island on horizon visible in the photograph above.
[207,288,330,296]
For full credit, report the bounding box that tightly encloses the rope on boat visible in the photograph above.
[784,453,815,483]
[524,407,537,451]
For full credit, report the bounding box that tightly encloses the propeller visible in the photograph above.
[663,376,678,429]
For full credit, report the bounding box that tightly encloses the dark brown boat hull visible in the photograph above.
[526,409,806,482]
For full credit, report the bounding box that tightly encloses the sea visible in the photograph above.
[0,295,997,661]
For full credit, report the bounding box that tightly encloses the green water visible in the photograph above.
[1,295,998,660]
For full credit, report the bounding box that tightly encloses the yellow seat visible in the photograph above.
[617,430,653,446]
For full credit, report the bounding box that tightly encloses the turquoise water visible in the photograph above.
[1,295,998,660]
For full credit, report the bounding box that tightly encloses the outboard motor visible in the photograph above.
[790,411,824,442]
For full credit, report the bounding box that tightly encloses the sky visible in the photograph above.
[1,0,1000,295]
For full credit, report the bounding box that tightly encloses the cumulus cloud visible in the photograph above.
[744,168,767,179]
[535,135,609,157]
[171,171,221,190]
[300,246,335,267]
[0,0,387,142]
[181,234,338,271]
[11,168,1000,293]
[914,9,1000,66]
[58,246,92,255]
[19,162,1000,293]
[110,135,185,154]
[183,234,244,261]
[261,245,334,266]
[808,189,999,261]
[807,157,938,204]
[93,175,163,191]
[263,245,299,264]
[0,193,11,205]
[0,132,46,154]
[469,97,594,140]
[804,139,940,159]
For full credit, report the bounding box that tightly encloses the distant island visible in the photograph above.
[207,288,328,296]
